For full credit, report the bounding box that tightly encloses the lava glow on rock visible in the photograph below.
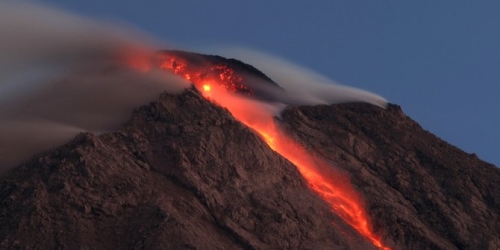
[158,52,254,95]
[155,51,390,249]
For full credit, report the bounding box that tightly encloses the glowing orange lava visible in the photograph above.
[158,53,390,250]
[203,88,389,249]
[158,52,253,95]
[203,84,211,92]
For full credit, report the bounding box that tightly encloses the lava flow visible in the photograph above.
[155,52,390,249]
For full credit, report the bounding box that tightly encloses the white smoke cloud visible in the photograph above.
[206,47,388,108]
[0,3,388,171]
[0,2,189,170]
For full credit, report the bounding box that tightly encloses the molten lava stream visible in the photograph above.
[150,54,389,249]
[200,87,390,250]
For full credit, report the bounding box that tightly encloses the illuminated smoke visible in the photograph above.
[0,2,189,169]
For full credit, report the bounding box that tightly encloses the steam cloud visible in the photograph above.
[0,2,189,169]
[0,3,388,171]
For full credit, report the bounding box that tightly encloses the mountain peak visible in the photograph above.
[1,58,499,249]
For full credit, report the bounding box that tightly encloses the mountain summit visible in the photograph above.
[0,53,499,250]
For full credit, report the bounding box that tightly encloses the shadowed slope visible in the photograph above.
[0,89,374,250]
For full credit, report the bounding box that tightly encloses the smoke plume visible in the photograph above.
[0,3,388,173]
[0,2,189,169]
[207,48,388,108]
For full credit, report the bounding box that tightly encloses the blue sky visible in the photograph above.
[37,0,499,166]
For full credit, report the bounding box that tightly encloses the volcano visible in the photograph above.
[0,52,499,250]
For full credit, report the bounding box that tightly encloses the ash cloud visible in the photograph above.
[0,2,189,169]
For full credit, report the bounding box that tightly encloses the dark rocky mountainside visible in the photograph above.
[0,80,499,249]
[0,89,375,250]
[280,104,500,249]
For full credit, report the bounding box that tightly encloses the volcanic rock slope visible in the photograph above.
[1,67,500,249]
[280,104,500,249]
[0,89,374,250]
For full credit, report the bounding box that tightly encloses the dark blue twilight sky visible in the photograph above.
[37,0,499,166]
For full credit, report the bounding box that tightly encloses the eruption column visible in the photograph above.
[158,54,390,249]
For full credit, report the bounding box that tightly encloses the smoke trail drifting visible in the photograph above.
[207,47,388,108]
[0,3,388,173]
[0,2,189,170]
